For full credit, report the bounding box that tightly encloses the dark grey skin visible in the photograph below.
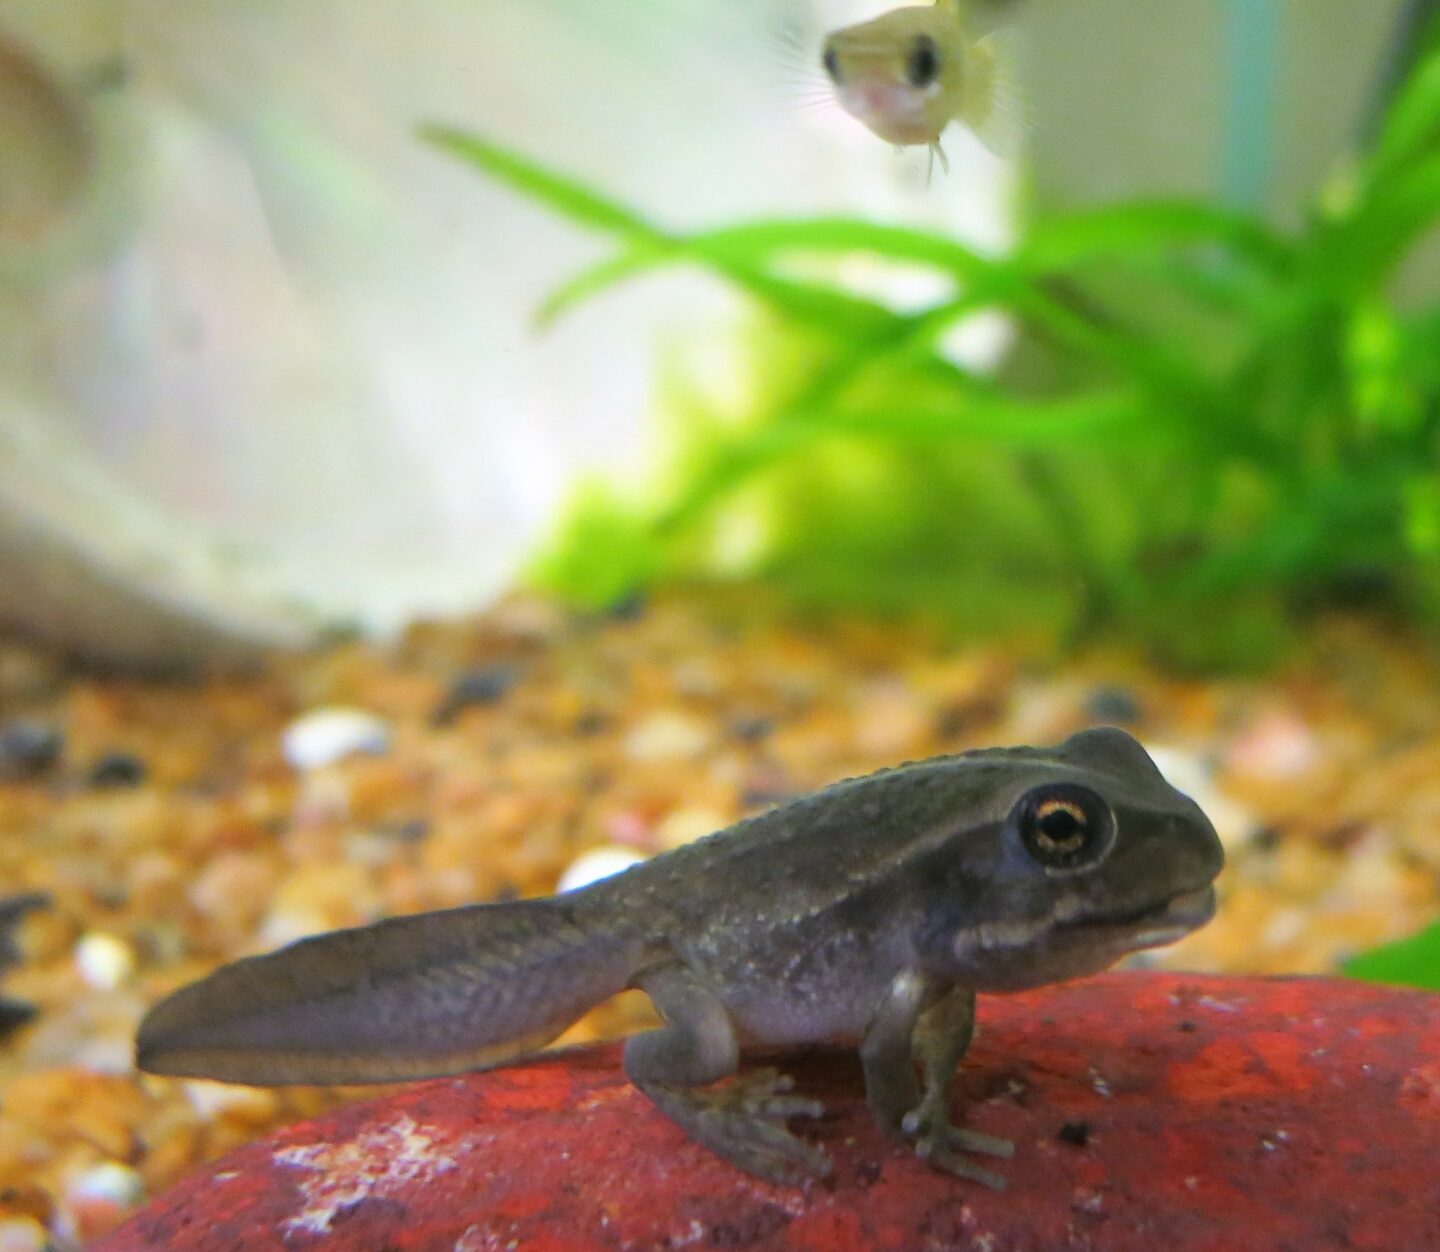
[137,727,1223,1188]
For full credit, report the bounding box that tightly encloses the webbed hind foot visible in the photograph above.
[642,1068,830,1185]
[902,1101,1013,1189]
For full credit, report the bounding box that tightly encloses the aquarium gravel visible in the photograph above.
[2,591,1439,1242]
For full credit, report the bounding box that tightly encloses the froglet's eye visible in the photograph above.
[905,35,940,88]
[822,44,841,83]
[1011,783,1115,872]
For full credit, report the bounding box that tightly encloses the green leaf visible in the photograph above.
[536,248,664,328]
[425,126,905,338]
[698,218,1004,284]
[536,219,1007,334]
[422,116,1440,668]
[538,207,1287,331]
[787,392,1152,446]
[1404,476,1440,557]
[998,284,1269,458]
[546,241,904,338]
[421,123,667,244]
[1396,304,1440,393]
[1324,153,1440,293]
[654,389,1151,534]
[527,483,663,609]
[1346,298,1423,435]
[1021,200,1293,274]
[1366,49,1440,185]
[1343,921,1440,990]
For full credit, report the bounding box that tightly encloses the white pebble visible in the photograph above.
[344,830,403,867]
[282,707,392,771]
[1225,709,1320,780]
[67,1161,144,1206]
[1145,744,1257,847]
[257,906,330,949]
[1325,829,1407,906]
[656,806,726,851]
[73,933,135,990]
[184,1079,278,1120]
[0,1217,48,1252]
[623,712,712,761]
[854,681,928,757]
[557,846,648,893]
[1262,906,1308,950]
[74,1029,146,1077]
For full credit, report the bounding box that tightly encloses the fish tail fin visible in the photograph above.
[960,31,1027,157]
[136,898,647,1086]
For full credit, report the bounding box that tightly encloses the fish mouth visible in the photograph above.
[836,85,937,143]
[1064,885,1218,948]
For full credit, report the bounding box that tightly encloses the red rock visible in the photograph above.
[98,973,1440,1251]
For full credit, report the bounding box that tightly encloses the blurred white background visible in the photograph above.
[0,0,1011,666]
[0,0,1408,666]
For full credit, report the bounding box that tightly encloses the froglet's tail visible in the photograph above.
[136,898,645,1086]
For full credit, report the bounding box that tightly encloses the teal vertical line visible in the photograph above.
[1221,0,1280,210]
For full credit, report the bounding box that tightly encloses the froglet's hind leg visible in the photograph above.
[861,975,1011,1189]
[624,964,829,1185]
[905,985,1012,1187]
[859,970,927,1134]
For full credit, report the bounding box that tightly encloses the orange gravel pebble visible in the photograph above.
[1,592,1438,1242]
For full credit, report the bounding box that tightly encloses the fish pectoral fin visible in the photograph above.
[958,31,1026,157]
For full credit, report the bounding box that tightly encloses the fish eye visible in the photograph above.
[822,44,841,83]
[905,35,940,88]
[1011,783,1115,873]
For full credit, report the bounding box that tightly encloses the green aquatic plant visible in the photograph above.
[423,42,1440,668]
[1343,920,1440,992]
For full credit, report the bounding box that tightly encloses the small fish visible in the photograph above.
[821,1,1014,173]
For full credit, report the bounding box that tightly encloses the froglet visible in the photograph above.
[137,728,1222,1187]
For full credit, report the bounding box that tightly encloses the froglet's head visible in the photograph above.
[915,727,1224,991]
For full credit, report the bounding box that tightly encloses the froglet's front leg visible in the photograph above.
[861,973,1013,1188]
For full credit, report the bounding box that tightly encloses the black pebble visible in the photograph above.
[0,721,63,783]
[1251,826,1281,852]
[0,893,50,969]
[1058,1121,1091,1147]
[0,894,49,1038]
[1086,686,1142,725]
[88,751,146,788]
[0,998,38,1039]
[434,665,522,724]
[389,819,431,843]
[933,705,973,740]
[605,592,648,621]
[730,716,775,743]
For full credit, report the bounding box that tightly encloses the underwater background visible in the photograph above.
[0,1,1438,1244]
